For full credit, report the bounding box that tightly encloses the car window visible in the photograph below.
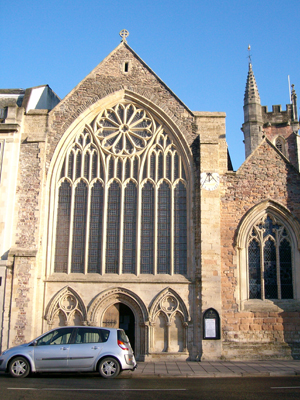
[117,329,129,343]
[75,328,110,344]
[36,328,74,346]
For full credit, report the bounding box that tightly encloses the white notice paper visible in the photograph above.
[205,319,216,338]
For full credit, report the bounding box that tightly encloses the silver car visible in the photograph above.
[0,326,137,378]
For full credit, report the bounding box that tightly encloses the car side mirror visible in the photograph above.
[33,340,38,346]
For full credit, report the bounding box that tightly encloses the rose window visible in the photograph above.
[94,103,156,156]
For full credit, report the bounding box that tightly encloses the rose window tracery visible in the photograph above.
[94,103,157,156]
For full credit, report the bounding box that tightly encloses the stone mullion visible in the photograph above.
[170,185,174,275]
[84,185,91,274]
[166,321,171,352]
[71,150,76,181]
[260,238,265,300]
[149,322,155,352]
[163,148,166,179]
[51,183,60,274]
[275,231,282,299]
[155,152,158,182]
[136,180,142,275]
[119,184,125,275]
[101,158,109,275]
[154,184,158,275]
[67,184,76,274]
[171,152,174,182]
[182,322,188,352]
[88,150,92,182]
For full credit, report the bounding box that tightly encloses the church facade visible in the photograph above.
[0,39,300,361]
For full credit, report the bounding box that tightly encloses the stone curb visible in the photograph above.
[122,371,300,379]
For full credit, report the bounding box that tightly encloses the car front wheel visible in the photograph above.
[8,356,30,378]
[99,357,120,378]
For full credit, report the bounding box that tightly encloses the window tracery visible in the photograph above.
[248,215,293,300]
[149,288,189,353]
[45,287,87,327]
[53,102,188,275]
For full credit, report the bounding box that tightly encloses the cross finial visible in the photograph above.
[120,29,129,43]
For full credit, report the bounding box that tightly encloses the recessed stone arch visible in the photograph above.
[148,287,190,354]
[44,286,87,327]
[235,200,300,308]
[87,287,148,359]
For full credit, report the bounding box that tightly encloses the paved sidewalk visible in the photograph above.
[123,360,300,378]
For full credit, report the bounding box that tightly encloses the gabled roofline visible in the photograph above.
[236,137,300,174]
[123,42,193,116]
[59,41,193,116]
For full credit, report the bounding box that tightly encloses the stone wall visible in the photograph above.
[221,139,300,359]
[263,125,299,170]
[47,43,195,167]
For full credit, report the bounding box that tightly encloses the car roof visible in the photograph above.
[52,326,120,330]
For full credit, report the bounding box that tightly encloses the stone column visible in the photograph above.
[166,321,171,352]
[194,112,227,360]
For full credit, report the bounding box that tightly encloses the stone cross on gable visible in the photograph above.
[120,29,129,43]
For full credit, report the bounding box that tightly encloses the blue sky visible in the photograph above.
[1,0,299,169]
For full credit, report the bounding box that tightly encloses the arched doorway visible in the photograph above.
[88,287,148,360]
[103,303,135,351]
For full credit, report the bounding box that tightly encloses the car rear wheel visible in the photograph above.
[8,356,30,378]
[99,357,120,378]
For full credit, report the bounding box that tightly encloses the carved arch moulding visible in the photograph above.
[234,199,300,308]
[44,286,88,327]
[87,287,149,359]
[235,199,300,251]
[87,287,148,327]
[148,287,190,354]
[149,287,190,324]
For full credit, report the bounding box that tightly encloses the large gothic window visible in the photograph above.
[248,215,293,300]
[53,102,188,275]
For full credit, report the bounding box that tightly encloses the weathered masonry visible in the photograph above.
[0,35,300,360]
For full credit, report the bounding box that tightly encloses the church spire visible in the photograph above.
[244,63,261,106]
[241,59,263,159]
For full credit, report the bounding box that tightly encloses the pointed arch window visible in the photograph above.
[123,181,137,273]
[140,182,155,274]
[71,181,88,273]
[88,181,104,273]
[106,181,121,274]
[248,215,293,300]
[157,182,171,274]
[52,102,188,276]
[274,137,286,156]
[54,181,71,273]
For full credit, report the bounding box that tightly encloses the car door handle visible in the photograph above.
[91,346,99,350]
[60,347,68,350]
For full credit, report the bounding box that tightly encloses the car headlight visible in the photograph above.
[1,349,9,356]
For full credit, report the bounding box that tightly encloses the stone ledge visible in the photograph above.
[23,134,46,143]
[26,109,49,115]
[9,247,38,257]
[193,111,226,117]
[0,123,20,133]
[242,299,300,312]
[45,273,192,284]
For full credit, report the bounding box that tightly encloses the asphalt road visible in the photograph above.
[0,373,300,400]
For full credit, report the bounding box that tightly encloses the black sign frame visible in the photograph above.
[203,308,220,340]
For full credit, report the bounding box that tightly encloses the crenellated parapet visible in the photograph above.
[261,104,295,127]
